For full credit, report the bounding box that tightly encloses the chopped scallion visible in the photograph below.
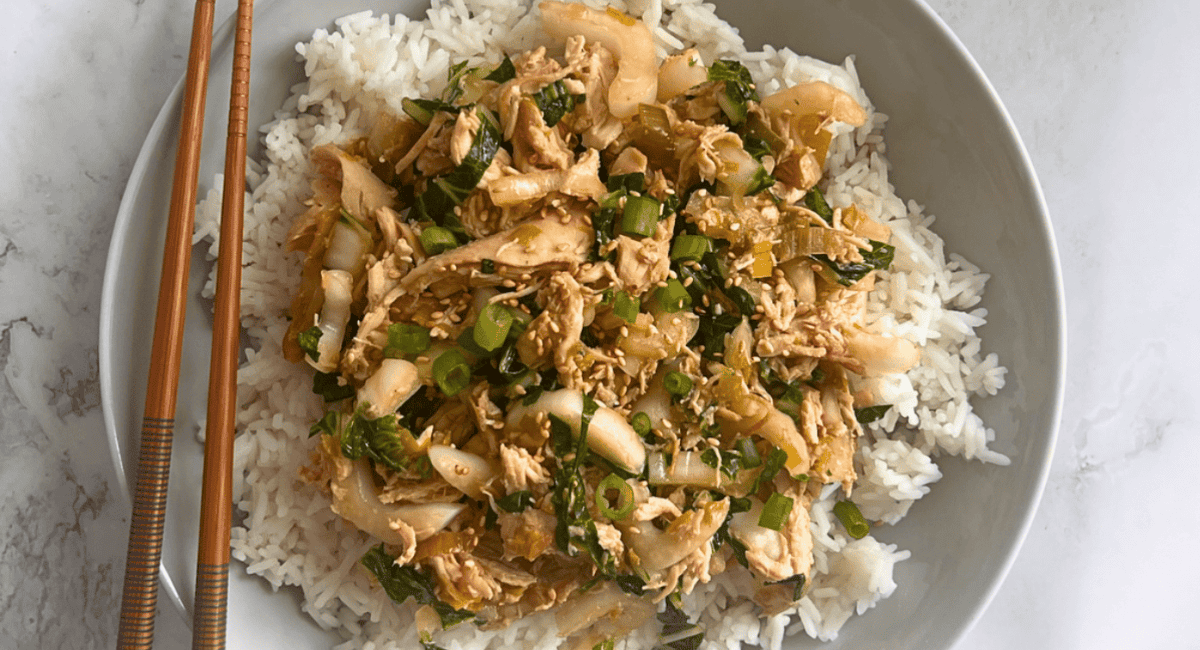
[631,411,652,438]
[606,172,645,193]
[420,226,458,255]
[737,438,761,468]
[758,492,794,531]
[384,323,432,357]
[613,290,640,323]
[620,195,661,238]
[298,325,322,362]
[473,303,514,352]
[663,371,693,398]
[833,500,870,539]
[656,278,692,313]
[595,473,635,519]
[432,349,471,396]
[670,234,712,262]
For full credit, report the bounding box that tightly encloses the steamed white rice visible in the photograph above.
[193,0,1009,647]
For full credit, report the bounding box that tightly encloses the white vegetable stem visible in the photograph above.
[307,269,353,373]
[358,358,422,419]
[323,219,371,274]
[506,388,646,474]
[332,459,465,544]
[428,445,497,500]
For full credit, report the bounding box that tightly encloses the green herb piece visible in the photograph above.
[769,573,807,601]
[708,60,759,126]
[420,225,458,255]
[312,370,355,402]
[480,258,496,274]
[612,290,640,323]
[432,349,472,396]
[455,326,494,359]
[384,323,432,358]
[549,395,616,575]
[833,500,870,539]
[630,411,652,438]
[360,544,474,628]
[401,97,456,126]
[736,438,761,469]
[804,186,834,224]
[742,133,773,161]
[746,166,776,195]
[496,490,533,513]
[595,473,635,519]
[592,639,615,650]
[758,492,794,531]
[473,303,514,352]
[493,343,528,384]
[620,194,661,238]
[670,234,712,262]
[813,239,896,286]
[412,108,502,232]
[614,573,647,596]
[340,408,419,473]
[693,311,741,360]
[700,448,741,481]
[589,190,623,262]
[298,325,322,362]
[532,80,581,127]
[656,278,692,313]
[605,172,645,193]
[657,598,704,650]
[663,371,693,398]
[483,55,516,83]
[855,404,893,424]
[751,446,789,494]
[308,411,343,438]
[396,385,442,432]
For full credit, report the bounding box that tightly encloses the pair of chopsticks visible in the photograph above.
[117,0,254,648]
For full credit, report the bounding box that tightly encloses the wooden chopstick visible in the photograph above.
[192,0,254,648]
[117,0,217,648]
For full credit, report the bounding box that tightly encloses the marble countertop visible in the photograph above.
[2,0,1197,648]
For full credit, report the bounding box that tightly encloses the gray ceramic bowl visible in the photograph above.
[100,0,1065,648]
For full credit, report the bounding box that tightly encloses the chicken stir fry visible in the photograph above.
[287,2,918,645]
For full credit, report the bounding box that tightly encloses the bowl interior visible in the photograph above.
[99,0,1063,648]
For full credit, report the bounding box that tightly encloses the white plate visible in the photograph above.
[100,0,1065,648]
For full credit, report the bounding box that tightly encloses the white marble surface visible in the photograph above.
[1,0,1197,649]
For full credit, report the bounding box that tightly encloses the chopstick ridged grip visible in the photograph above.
[192,0,254,648]
[117,0,217,648]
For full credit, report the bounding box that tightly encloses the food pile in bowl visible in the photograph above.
[194,1,1010,648]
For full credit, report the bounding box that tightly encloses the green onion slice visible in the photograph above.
[595,473,635,520]
[833,500,870,539]
[758,492,794,531]
[613,290,640,323]
[657,278,691,313]
[473,303,514,352]
[736,438,762,469]
[383,323,432,357]
[432,349,472,396]
[620,195,661,238]
[670,234,712,262]
[663,371,694,398]
[631,411,652,438]
[420,225,458,255]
